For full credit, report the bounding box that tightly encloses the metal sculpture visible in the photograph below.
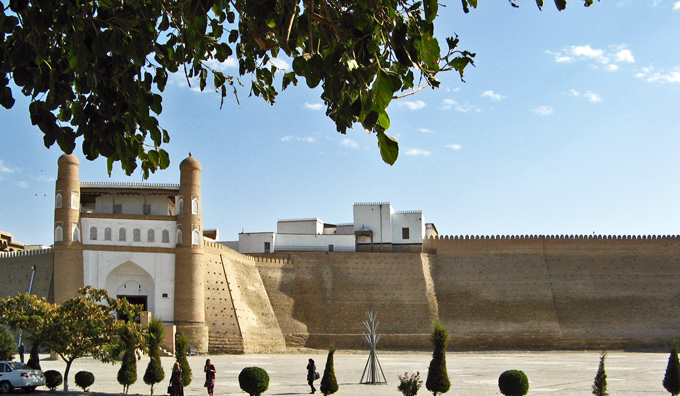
[360,311,387,384]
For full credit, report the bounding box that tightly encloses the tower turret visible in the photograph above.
[174,153,209,352]
[53,154,84,303]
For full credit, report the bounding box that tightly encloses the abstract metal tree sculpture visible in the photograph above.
[360,311,387,384]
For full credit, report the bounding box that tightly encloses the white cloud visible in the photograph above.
[533,106,554,116]
[340,138,359,149]
[636,67,680,83]
[15,181,28,188]
[441,99,458,110]
[446,144,462,150]
[570,89,581,97]
[616,49,635,63]
[584,91,602,103]
[281,136,294,142]
[204,58,238,71]
[674,1,680,10]
[482,90,504,101]
[419,128,435,134]
[441,98,479,112]
[304,102,324,111]
[268,58,290,70]
[550,45,635,71]
[399,100,426,110]
[405,148,431,156]
[0,160,17,174]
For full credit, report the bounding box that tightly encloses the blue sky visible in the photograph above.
[2,1,680,245]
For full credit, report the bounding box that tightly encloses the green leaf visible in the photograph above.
[377,132,399,165]
[554,0,566,10]
[424,0,438,22]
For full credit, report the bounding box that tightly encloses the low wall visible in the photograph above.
[0,249,54,302]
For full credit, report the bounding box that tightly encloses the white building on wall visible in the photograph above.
[234,202,438,254]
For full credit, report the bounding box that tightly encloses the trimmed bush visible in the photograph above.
[320,347,339,396]
[664,342,680,396]
[397,372,423,396]
[175,335,192,386]
[425,321,450,396]
[45,370,63,391]
[499,370,529,396]
[592,351,608,396]
[75,371,95,392]
[144,317,165,396]
[239,367,269,396]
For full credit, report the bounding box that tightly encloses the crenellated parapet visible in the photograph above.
[204,240,290,265]
[0,248,53,258]
[427,234,680,240]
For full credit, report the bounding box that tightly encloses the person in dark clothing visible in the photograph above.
[306,358,316,394]
[204,359,216,396]
[170,362,183,396]
[18,343,24,363]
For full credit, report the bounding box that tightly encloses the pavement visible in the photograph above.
[21,350,673,396]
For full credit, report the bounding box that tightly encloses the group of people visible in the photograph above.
[168,358,319,395]
[168,359,215,396]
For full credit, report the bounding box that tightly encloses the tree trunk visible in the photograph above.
[63,360,73,391]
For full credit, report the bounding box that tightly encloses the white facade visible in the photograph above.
[83,250,175,321]
[235,202,431,253]
[81,218,177,247]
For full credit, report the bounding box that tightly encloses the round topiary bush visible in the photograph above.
[238,367,269,396]
[75,371,95,391]
[499,370,529,396]
[44,370,63,391]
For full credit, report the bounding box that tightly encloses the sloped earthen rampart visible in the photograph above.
[203,241,285,353]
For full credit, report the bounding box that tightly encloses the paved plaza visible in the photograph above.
[31,350,671,396]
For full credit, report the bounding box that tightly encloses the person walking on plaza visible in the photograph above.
[170,362,184,396]
[18,342,24,363]
[204,359,216,396]
[306,358,317,394]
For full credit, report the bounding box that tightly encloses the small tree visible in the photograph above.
[0,327,14,361]
[398,372,423,396]
[144,318,165,396]
[592,351,608,396]
[175,334,192,386]
[75,371,95,392]
[320,347,339,396]
[664,342,680,396]
[26,343,41,370]
[117,334,138,394]
[239,367,269,396]
[426,321,450,396]
[499,370,529,396]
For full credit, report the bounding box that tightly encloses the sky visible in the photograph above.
[2,1,680,246]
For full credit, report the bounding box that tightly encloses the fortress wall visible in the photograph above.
[204,242,285,353]
[0,250,54,302]
[427,236,680,349]
[255,252,438,349]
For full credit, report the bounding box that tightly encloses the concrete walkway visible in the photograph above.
[26,351,671,396]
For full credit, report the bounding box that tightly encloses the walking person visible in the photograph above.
[18,342,24,363]
[306,358,317,394]
[169,362,184,396]
[204,359,216,396]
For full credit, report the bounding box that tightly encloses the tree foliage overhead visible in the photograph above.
[1,0,596,177]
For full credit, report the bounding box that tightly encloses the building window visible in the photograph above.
[162,229,170,243]
[54,226,63,242]
[71,192,79,210]
[147,229,155,243]
[264,242,270,253]
[90,227,97,241]
[176,229,183,245]
[191,198,199,215]
[119,227,126,242]
[113,204,123,214]
[72,225,80,243]
[192,229,200,246]
[55,193,62,209]
[104,227,112,241]
[177,198,184,214]
[133,228,141,242]
[402,227,410,240]
[143,204,151,215]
